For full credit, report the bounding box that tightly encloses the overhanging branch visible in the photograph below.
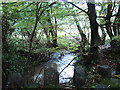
[39,2,57,17]
[17,2,35,13]
[67,2,88,15]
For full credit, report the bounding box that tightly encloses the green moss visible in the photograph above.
[101,78,120,88]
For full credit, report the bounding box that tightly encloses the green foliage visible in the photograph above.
[2,2,120,88]
[113,75,120,78]
[73,56,83,66]
[3,47,28,74]
[101,78,120,88]
[114,35,120,42]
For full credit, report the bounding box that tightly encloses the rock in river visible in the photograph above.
[44,62,59,86]
[73,66,87,88]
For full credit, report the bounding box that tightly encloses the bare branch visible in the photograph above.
[17,2,35,13]
[59,56,80,75]
[67,2,88,15]
[111,1,116,14]
[97,16,106,18]
[39,2,57,17]
[38,3,42,15]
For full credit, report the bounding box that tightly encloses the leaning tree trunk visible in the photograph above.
[73,16,88,49]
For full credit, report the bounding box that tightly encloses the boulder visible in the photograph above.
[44,62,59,86]
[97,65,111,78]
[6,72,24,88]
[95,84,108,90]
[73,66,87,88]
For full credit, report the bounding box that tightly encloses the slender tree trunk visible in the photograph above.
[100,26,106,45]
[54,16,58,47]
[113,5,120,36]
[29,3,39,60]
[105,3,114,39]
[47,10,57,47]
[73,16,88,49]
[2,15,9,53]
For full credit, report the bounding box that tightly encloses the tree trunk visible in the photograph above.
[47,10,58,47]
[2,15,9,53]
[42,21,51,44]
[87,2,101,47]
[113,5,120,36]
[54,16,58,47]
[29,3,39,60]
[105,3,114,39]
[100,26,106,45]
[73,16,88,49]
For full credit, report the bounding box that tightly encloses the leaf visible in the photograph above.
[91,86,95,88]
[113,75,120,78]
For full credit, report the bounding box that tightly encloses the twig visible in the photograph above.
[59,56,78,75]
[67,2,88,15]
[17,2,35,13]
[34,67,44,82]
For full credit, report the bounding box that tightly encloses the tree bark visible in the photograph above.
[68,1,101,47]
[87,1,100,63]
[29,3,39,55]
[87,2,101,47]
[29,2,57,53]
[2,15,9,53]
[105,3,114,39]
[46,10,58,47]
[113,5,120,36]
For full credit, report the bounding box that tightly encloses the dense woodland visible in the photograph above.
[2,1,120,89]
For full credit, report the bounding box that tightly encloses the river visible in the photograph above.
[32,50,77,85]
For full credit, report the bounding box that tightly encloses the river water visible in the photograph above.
[32,51,77,85]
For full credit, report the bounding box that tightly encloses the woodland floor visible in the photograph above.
[60,47,120,89]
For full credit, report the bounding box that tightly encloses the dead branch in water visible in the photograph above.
[59,55,81,75]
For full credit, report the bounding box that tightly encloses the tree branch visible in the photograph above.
[97,16,106,18]
[38,2,57,17]
[28,2,57,58]
[111,1,116,14]
[67,2,88,15]
[38,2,42,15]
[59,56,79,75]
[28,2,39,57]
[17,2,35,13]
